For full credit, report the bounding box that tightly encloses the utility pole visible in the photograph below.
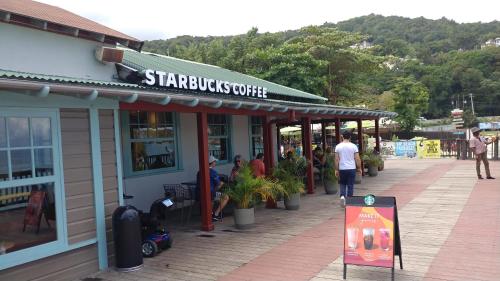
[469,93,475,116]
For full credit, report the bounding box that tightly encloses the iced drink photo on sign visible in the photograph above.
[347,228,359,250]
[379,228,390,251]
[363,228,374,250]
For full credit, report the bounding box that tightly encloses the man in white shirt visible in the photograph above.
[335,131,362,206]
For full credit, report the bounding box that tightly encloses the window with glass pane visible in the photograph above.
[128,111,177,173]
[208,114,231,162]
[250,116,264,158]
[0,114,58,255]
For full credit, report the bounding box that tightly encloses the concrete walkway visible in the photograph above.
[89,159,500,281]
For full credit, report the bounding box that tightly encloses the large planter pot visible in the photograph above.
[284,193,300,210]
[355,172,362,184]
[323,179,338,194]
[234,208,255,229]
[368,165,379,177]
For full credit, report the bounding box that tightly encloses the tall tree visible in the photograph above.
[290,26,380,103]
[392,77,430,132]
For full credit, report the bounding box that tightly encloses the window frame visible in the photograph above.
[249,116,264,159]
[207,114,232,164]
[0,108,68,270]
[121,111,181,178]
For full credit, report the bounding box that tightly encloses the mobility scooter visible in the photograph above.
[124,194,173,257]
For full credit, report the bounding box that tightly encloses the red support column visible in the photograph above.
[197,112,214,231]
[357,119,363,153]
[357,119,364,176]
[263,115,275,175]
[302,117,314,194]
[263,115,277,208]
[335,118,341,146]
[321,122,327,152]
[375,118,380,153]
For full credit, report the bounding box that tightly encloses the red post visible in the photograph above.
[335,118,341,147]
[357,119,364,176]
[302,117,314,194]
[288,109,296,122]
[375,118,380,153]
[357,119,363,153]
[263,115,275,175]
[263,115,277,208]
[321,122,327,152]
[197,112,214,231]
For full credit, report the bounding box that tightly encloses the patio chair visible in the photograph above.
[163,184,194,224]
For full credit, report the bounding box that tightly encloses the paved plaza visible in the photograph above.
[90,159,500,281]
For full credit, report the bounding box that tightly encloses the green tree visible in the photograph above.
[392,77,430,132]
[463,109,478,128]
[293,26,380,103]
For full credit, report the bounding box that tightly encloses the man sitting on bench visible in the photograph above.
[198,156,229,221]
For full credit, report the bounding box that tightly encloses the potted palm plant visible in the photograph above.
[224,164,283,229]
[362,149,382,177]
[274,156,306,210]
[322,152,338,194]
[378,156,385,171]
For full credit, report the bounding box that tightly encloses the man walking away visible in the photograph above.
[469,127,495,180]
[335,131,362,207]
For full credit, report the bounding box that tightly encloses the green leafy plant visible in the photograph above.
[224,164,283,209]
[362,149,383,167]
[278,154,308,178]
[273,157,306,198]
[322,153,337,182]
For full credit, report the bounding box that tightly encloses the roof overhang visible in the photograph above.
[0,10,143,51]
[0,78,397,119]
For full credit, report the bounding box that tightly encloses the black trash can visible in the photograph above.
[112,205,143,272]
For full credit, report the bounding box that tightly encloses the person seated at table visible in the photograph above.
[197,156,229,221]
[229,154,243,183]
[313,146,325,177]
[249,153,265,178]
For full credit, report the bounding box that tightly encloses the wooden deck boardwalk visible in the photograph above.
[87,159,500,281]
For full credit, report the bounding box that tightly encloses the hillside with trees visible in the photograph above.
[143,15,500,122]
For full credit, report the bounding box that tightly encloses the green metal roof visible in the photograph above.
[0,69,138,88]
[121,49,327,103]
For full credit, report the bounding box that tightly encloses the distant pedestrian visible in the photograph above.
[469,127,495,179]
[335,131,362,207]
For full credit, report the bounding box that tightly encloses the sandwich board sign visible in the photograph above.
[343,195,403,280]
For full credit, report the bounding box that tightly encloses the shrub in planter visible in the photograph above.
[322,153,338,194]
[224,165,283,228]
[378,158,385,171]
[362,149,382,177]
[274,157,306,210]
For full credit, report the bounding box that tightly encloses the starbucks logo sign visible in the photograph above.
[364,194,376,206]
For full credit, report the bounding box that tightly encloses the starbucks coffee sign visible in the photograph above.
[142,69,268,99]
